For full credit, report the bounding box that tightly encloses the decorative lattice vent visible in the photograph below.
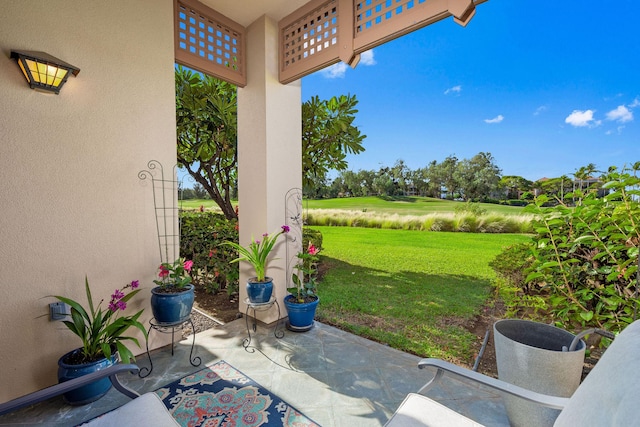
[174,0,246,87]
[282,1,339,69]
[355,0,429,34]
[279,0,347,84]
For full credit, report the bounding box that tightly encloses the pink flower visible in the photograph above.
[108,302,118,312]
[159,265,170,278]
[208,249,214,258]
[184,260,194,272]
[308,244,319,255]
[130,280,139,289]
[281,225,290,233]
[111,289,125,301]
[116,300,127,311]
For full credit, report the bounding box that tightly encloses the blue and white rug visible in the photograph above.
[155,360,320,427]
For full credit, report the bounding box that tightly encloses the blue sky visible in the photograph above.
[301,0,640,182]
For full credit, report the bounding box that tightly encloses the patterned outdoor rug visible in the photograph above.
[155,360,320,427]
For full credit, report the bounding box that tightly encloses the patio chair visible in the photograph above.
[385,319,640,427]
[0,364,178,426]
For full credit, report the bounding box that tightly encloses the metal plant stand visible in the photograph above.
[138,316,201,378]
[243,297,284,352]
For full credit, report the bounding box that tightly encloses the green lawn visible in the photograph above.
[313,226,530,364]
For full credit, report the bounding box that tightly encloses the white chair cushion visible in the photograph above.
[385,393,484,427]
[554,320,640,426]
[83,392,179,427]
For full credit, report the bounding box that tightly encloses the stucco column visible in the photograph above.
[237,15,302,324]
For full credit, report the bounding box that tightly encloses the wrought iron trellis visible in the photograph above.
[285,188,304,288]
[138,160,180,264]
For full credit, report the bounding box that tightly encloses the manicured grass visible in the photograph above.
[313,226,531,364]
[178,199,237,210]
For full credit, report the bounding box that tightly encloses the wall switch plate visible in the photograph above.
[50,302,71,321]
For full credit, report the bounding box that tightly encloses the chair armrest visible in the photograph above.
[0,364,140,416]
[418,358,570,410]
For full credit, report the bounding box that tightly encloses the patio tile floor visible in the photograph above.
[0,317,510,426]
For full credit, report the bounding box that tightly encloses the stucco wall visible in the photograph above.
[0,1,176,401]
[237,16,302,324]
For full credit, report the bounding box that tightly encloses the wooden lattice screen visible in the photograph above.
[174,0,246,87]
[173,0,483,86]
[279,0,355,85]
[279,0,484,84]
[353,0,478,52]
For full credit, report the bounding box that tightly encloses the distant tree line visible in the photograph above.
[305,158,621,203]
[307,153,506,201]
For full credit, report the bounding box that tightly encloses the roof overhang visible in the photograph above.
[197,0,310,27]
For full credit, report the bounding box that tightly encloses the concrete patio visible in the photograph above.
[0,316,510,426]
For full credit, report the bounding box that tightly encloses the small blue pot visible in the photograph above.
[247,277,273,303]
[284,294,319,332]
[57,348,117,405]
[151,284,195,324]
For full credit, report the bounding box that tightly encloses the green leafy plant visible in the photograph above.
[180,211,240,295]
[222,225,290,282]
[288,243,321,303]
[153,258,194,291]
[454,201,488,216]
[525,168,640,332]
[54,277,147,364]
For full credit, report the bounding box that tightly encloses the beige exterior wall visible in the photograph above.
[0,1,176,401]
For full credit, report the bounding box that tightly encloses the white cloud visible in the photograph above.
[444,85,462,95]
[606,126,626,135]
[484,115,504,124]
[534,105,548,116]
[359,50,376,66]
[606,105,633,123]
[320,62,348,79]
[320,50,375,78]
[629,98,640,108]
[565,110,600,127]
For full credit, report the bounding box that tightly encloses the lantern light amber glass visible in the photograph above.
[10,50,80,94]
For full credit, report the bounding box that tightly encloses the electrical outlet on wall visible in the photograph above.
[49,302,71,321]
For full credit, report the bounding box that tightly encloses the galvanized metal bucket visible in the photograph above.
[494,319,585,427]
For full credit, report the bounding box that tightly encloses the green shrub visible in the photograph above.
[454,201,487,216]
[303,228,323,251]
[180,211,239,295]
[490,242,534,290]
[524,169,640,332]
[493,277,549,318]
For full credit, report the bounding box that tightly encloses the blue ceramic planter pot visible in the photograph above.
[57,348,117,405]
[284,295,319,332]
[151,284,195,324]
[247,277,273,304]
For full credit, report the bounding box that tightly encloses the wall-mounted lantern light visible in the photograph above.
[10,50,80,94]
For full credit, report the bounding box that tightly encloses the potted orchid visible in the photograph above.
[222,225,290,303]
[54,277,147,404]
[284,242,321,332]
[150,257,195,324]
